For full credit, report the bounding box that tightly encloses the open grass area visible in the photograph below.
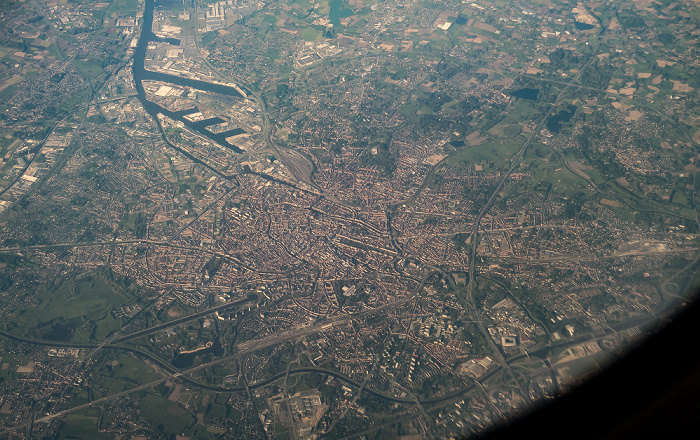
[510,358,547,371]
[300,26,322,41]
[47,43,61,58]
[0,136,20,159]
[1,273,130,343]
[445,139,522,169]
[201,31,218,45]
[37,276,125,322]
[556,353,612,383]
[107,0,138,12]
[0,45,16,58]
[57,408,111,440]
[190,424,226,439]
[671,189,689,207]
[0,352,28,380]
[71,59,105,81]
[207,402,227,419]
[140,392,196,436]
[0,83,17,101]
[92,352,164,398]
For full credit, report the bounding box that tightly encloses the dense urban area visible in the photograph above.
[0,0,698,438]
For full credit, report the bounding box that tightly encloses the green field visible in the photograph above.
[70,59,105,81]
[107,0,138,12]
[300,27,322,42]
[57,408,111,440]
[1,273,129,342]
[141,393,196,435]
[207,402,227,419]
[91,352,164,398]
[446,140,522,169]
[201,31,218,45]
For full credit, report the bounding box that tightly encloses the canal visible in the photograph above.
[132,0,247,153]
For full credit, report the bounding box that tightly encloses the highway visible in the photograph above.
[498,246,700,264]
[0,300,670,438]
[459,6,621,408]
[112,298,252,344]
[3,0,699,437]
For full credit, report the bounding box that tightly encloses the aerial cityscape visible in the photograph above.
[0,0,698,438]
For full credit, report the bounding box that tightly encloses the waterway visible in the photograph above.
[133,0,247,153]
